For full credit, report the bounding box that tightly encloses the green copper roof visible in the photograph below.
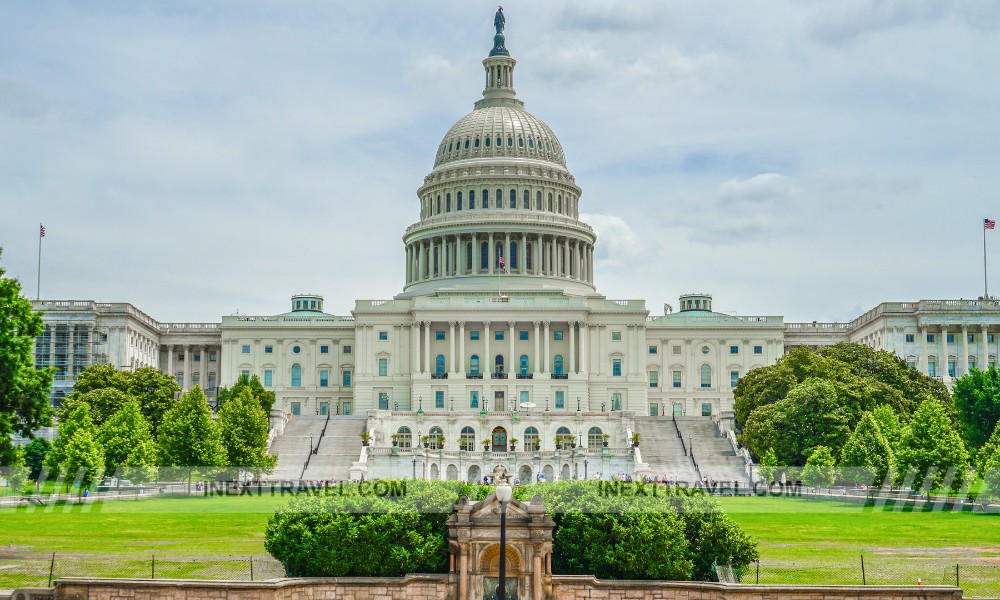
[277,310,333,317]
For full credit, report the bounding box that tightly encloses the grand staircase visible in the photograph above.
[674,417,752,486]
[302,416,366,481]
[633,416,751,486]
[633,417,699,483]
[267,415,327,481]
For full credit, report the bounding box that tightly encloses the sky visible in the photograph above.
[2,1,999,324]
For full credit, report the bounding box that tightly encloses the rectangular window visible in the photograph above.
[555,390,564,409]
[701,367,711,388]
[343,345,352,354]
[242,345,250,354]
[673,371,682,388]
[612,358,622,377]
[649,371,658,388]
[495,331,504,340]
[378,331,388,341]
[342,370,352,387]
[905,334,915,343]
[264,345,273,354]
[753,345,763,355]
[928,361,936,377]
[947,334,955,343]
[612,331,622,341]
[435,390,444,408]
[320,369,329,387]
[611,393,622,411]
[969,358,977,372]
[968,335,975,344]
[701,403,712,417]
[731,370,740,388]
[470,330,480,340]
[320,345,329,354]
[378,358,388,377]
[948,360,956,378]
[927,334,935,343]
[990,335,995,343]
[470,390,479,408]
[241,369,250,378]
[730,345,739,354]
[907,360,916,370]
[194,353,201,362]
[291,402,300,416]
[520,390,529,405]
[519,331,529,341]
[209,352,216,362]
[554,331,564,341]
[672,346,681,355]
[649,345,657,354]
[264,369,272,387]
[436,331,445,341]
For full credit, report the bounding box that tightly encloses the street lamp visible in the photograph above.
[495,475,513,600]
[417,396,423,415]
[577,396,581,412]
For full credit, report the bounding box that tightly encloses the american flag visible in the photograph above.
[499,256,508,273]
[987,218,996,230]
[40,223,46,237]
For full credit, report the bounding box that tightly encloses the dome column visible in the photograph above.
[488,233,495,275]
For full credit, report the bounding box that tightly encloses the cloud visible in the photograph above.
[809,0,1000,44]
[555,2,668,33]
[718,173,798,207]
[580,213,645,267]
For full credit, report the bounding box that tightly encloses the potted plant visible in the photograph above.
[482,438,492,451]
[601,433,610,447]
[554,435,563,450]
[631,432,640,447]
[391,433,400,447]
[421,435,430,448]
[360,432,371,447]
[509,437,518,451]
[565,434,577,449]
[459,439,469,451]
[436,435,445,449]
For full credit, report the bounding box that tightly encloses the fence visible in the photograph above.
[716,557,1000,598]
[0,553,285,590]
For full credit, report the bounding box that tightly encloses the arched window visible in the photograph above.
[495,189,502,208]
[510,242,518,269]
[480,242,489,269]
[437,195,442,214]
[557,195,562,213]
[436,354,445,375]
[429,426,444,449]
[495,136,502,147]
[291,363,301,387]
[474,137,480,148]
[464,138,470,149]
[485,136,491,148]
[397,426,412,449]
[524,426,539,451]
[507,136,513,147]
[701,364,712,388]
[469,190,476,209]
[470,354,480,375]
[554,354,564,375]
[509,189,516,208]
[495,354,505,374]
[547,192,553,212]
[518,137,524,148]
[556,426,571,447]
[460,426,476,450]
[483,189,489,206]
[523,190,529,209]
[446,193,451,212]
[519,354,529,375]
[526,242,533,271]
[528,138,535,149]
[588,427,603,448]
[536,191,542,210]
[457,191,463,211]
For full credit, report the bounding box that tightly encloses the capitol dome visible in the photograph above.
[433,104,567,169]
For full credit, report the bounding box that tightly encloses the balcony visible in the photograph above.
[431,373,448,379]
[466,372,483,379]
[516,373,533,379]
[551,373,568,380]
[491,372,508,379]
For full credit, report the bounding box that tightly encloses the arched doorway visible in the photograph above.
[446,464,458,480]
[518,464,532,484]
[542,464,554,482]
[561,463,571,481]
[468,465,482,484]
[491,426,508,452]
[479,544,521,600]
[430,463,439,480]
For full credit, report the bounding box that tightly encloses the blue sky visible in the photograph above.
[2,1,999,323]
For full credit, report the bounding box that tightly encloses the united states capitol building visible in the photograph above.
[30,18,1000,483]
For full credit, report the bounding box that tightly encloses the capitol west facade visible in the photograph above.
[30,22,1000,482]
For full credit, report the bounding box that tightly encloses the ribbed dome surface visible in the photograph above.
[433,105,566,168]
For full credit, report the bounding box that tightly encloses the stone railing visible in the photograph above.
[725,429,755,480]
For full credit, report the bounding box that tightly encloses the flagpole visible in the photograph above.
[986,221,990,299]
[37,223,43,300]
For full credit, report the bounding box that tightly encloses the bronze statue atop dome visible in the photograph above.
[494,6,505,35]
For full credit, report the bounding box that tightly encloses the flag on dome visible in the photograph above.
[499,257,508,273]
[986,218,996,230]
[40,223,46,237]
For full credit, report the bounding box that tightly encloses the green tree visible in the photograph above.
[126,366,181,432]
[840,411,894,486]
[217,388,277,476]
[895,398,970,492]
[801,445,837,488]
[4,445,29,495]
[981,451,1000,501]
[62,428,104,491]
[46,404,98,473]
[122,438,159,484]
[24,437,51,480]
[0,248,55,465]
[63,388,136,427]
[71,364,179,433]
[952,367,1000,452]
[871,404,904,454]
[98,399,155,476]
[157,386,225,476]
[975,420,1000,477]
[217,374,275,414]
[758,448,778,484]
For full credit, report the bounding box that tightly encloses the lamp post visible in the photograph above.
[495,476,513,600]
[310,434,314,454]
[412,457,416,479]
[417,396,423,415]
[585,458,589,480]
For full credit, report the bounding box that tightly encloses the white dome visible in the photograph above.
[433,105,567,169]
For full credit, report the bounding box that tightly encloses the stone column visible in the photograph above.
[473,234,480,274]
[569,321,576,374]
[940,326,949,379]
[449,321,457,373]
[457,236,464,275]
[488,232,495,275]
[508,321,516,374]
[920,326,929,374]
[520,233,527,274]
[564,238,570,276]
[166,345,174,380]
[183,345,191,391]
[504,232,511,269]
[533,552,543,600]
[982,326,989,369]
[423,321,431,374]
[533,321,541,374]
[484,321,492,375]
[199,345,207,390]
[458,546,469,600]
[580,325,588,375]
[412,321,421,373]
[536,234,543,275]
[961,325,970,376]
[543,321,551,373]
[459,322,466,374]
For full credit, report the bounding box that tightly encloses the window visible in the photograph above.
[435,354,445,375]
[429,426,444,449]
[588,427,603,448]
[263,370,272,387]
[520,390,529,406]
[470,390,479,409]
[701,346,710,355]
[673,370,682,388]
[510,189,516,208]
[927,334,935,343]
[702,403,712,417]
[495,354,505,372]
[457,191,463,210]
[612,358,622,377]
[264,345,273,354]
[519,331,529,341]
[461,426,476,450]
[523,190,529,209]
[242,345,250,354]
[611,393,622,411]
[470,190,476,209]
[470,354,480,375]
[968,334,975,343]
[948,360,956,378]
[291,402,300,416]
[470,330,480,340]
[524,426,539,451]
[554,354,564,375]
[928,361,937,377]
[649,346,657,354]
[495,331,504,340]
[379,392,389,410]
[906,334,915,343]
[672,346,681,355]
[378,358,388,377]
[378,331,388,341]
[291,363,302,387]
[947,334,955,343]
[907,360,916,370]
[194,353,201,362]
[496,188,502,208]
[320,369,329,387]
[612,331,622,341]
[731,370,739,388]
[292,345,301,354]
[700,364,711,388]
[990,335,995,343]
[555,390,564,409]
[240,369,249,379]
[343,345,352,354]
[320,345,329,354]
[397,427,412,449]
[969,358,977,372]
[520,354,529,375]
[435,391,444,409]
[753,345,763,355]
[436,331,445,341]
[342,370,352,387]
[554,330,564,341]
[649,371,658,388]
[730,345,739,354]
[209,352,216,361]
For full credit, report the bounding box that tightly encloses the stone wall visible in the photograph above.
[550,575,964,600]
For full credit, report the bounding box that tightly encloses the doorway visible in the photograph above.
[494,391,505,412]
[491,426,508,452]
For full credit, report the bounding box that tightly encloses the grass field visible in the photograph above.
[0,493,997,594]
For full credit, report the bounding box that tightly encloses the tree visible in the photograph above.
[98,399,156,476]
[217,374,275,414]
[758,448,778,484]
[840,411,894,487]
[24,437,51,480]
[952,367,1000,453]
[157,386,225,475]
[217,388,277,477]
[801,446,837,488]
[975,420,1000,477]
[73,364,179,434]
[0,248,55,465]
[63,388,137,428]
[46,404,99,474]
[121,438,159,484]
[871,404,904,454]
[62,428,104,491]
[895,398,970,492]
[981,451,1000,501]
[3,445,29,495]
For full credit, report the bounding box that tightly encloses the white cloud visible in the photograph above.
[580,213,646,267]
[718,173,798,207]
